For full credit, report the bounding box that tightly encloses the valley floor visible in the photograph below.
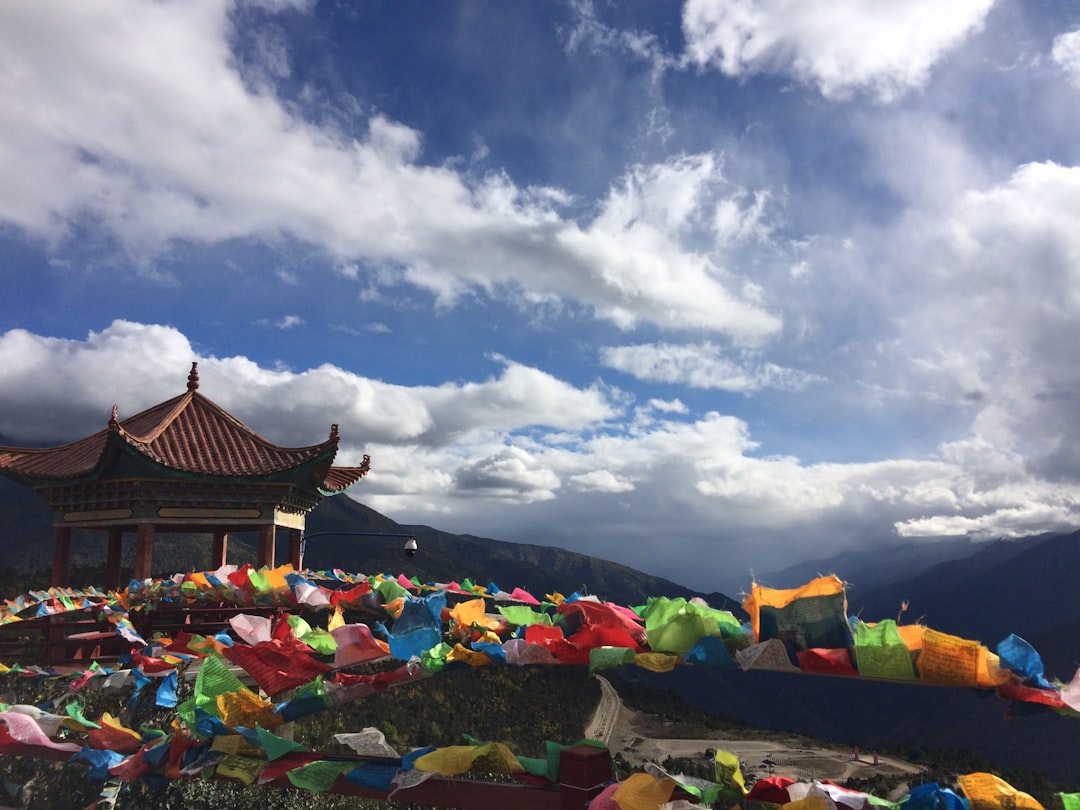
[589,676,923,794]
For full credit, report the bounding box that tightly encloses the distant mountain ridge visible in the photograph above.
[0,479,738,611]
[848,530,1080,679]
[746,535,990,592]
[304,493,741,611]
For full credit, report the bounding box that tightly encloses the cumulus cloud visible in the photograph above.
[884,162,1080,466]
[0,0,779,343]
[1052,29,1080,88]
[0,321,615,449]
[600,341,820,391]
[454,447,562,502]
[681,0,995,102]
[569,469,636,494]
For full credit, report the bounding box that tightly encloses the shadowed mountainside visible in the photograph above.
[303,493,742,612]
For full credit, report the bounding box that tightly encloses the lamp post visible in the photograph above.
[295,530,418,570]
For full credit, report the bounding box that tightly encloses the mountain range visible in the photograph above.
[0,478,1077,782]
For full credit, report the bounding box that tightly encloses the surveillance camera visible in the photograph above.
[404,537,418,557]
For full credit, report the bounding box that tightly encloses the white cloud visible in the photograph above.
[0,322,198,442]
[600,342,820,391]
[681,0,995,102]
[1052,29,1080,88]
[0,0,780,344]
[569,469,636,494]
[891,162,1080,453]
[454,447,561,503]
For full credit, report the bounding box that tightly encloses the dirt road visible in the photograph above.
[587,676,922,785]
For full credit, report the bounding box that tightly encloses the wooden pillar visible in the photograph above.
[211,530,229,569]
[288,529,303,570]
[558,746,612,810]
[104,528,123,590]
[134,522,155,580]
[258,524,276,569]
[52,526,72,587]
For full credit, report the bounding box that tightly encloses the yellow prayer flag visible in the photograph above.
[897,623,925,652]
[918,628,985,687]
[446,643,492,667]
[714,749,746,792]
[413,743,523,776]
[216,689,280,730]
[783,798,832,810]
[612,772,677,810]
[328,604,345,631]
[211,733,266,758]
[742,575,845,640]
[633,652,680,672]
[450,598,501,632]
[215,753,264,785]
[264,564,294,595]
[958,772,1044,810]
[187,572,210,591]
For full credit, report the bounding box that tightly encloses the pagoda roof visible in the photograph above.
[0,363,370,493]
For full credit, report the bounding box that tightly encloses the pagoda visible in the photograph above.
[0,363,370,587]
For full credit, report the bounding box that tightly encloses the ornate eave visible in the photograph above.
[0,363,370,500]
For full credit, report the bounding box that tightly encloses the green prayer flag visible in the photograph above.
[301,627,338,655]
[854,620,917,680]
[195,654,249,718]
[1059,794,1080,810]
[376,578,408,603]
[247,569,270,593]
[422,641,451,673]
[588,646,637,676]
[286,759,353,792]
[287,614,313,637]
[643,597,743,655]
[498,606,552,627]
[256,723,309,760]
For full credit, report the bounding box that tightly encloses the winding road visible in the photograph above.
[584,674,621,744]
[584,674,921,791]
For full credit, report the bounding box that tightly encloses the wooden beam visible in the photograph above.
[52,526,72,587]
[211,530,229,569]
[258,524,275,568]
[104,528,123,590]
[288,529,303,570]
[134,522,155,580]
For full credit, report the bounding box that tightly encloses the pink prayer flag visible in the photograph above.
[509,587,541,605]
[0,711,82,754]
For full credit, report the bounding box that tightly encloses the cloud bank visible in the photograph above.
[2,320,1078,592]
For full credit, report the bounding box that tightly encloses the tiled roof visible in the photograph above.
[0,431,109,481]
[0,363,369,491]
[320,457,372,494]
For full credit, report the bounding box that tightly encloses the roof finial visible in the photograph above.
[187,362,199,392]
[329,423,340,441]
[108,405,120,432]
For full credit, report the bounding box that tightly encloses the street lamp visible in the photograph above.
[297,530,419,569]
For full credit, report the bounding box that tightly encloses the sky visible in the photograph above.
[2,0,1080,594]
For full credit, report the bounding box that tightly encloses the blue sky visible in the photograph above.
[2,0,1080,593]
